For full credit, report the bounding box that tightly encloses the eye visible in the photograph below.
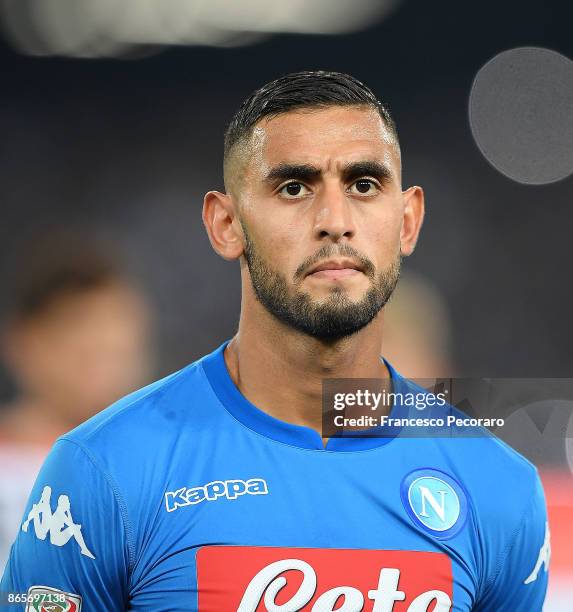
[349,179,379,195]
[278,182,310,198]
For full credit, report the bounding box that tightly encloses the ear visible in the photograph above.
[400,185,425,257]
[202,191,244,261]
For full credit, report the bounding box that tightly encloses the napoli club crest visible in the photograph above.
[400,468,468,539]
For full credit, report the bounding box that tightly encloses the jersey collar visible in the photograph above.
[201,340,410,452]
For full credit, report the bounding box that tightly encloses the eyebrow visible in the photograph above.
[264,163,322,185]
[341,161,393,185]
[263,160,394,186]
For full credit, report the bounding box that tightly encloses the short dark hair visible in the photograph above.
[224,70,398,164]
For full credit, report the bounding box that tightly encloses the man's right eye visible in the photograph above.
[278,182,310,198]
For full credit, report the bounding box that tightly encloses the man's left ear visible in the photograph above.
[400,186,425,256]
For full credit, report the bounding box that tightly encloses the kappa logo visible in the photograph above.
[25,585,82,612]
[165,477,268,512]
[22,485,95,559]
[401,469,468,539]
[524,521,551,584]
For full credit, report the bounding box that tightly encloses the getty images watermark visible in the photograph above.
[321,378,573,446]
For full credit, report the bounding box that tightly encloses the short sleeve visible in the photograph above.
[1,438,130,611]
[474,469,549,611]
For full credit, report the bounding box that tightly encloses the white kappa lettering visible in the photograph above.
[22,485,95,559]
[165,477,268,512]
[237,559,452,611]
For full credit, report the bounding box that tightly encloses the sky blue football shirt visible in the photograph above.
[1,341,549,611]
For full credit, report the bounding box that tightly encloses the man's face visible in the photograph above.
[233,105,408,340]
[5,282,152,420]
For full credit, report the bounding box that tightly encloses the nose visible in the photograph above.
[312,183,356,242]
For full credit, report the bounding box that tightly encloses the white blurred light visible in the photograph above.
[0,0,128,57]
[31,0,126,57]
[469,47,573,185]
[0,0,401,58]
[190,0,398,35]
[107,0,266,47]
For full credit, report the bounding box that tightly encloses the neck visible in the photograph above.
[224,296,389,438]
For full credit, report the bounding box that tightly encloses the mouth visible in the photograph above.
[305,259,364,281]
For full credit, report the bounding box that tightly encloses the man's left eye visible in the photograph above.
[349,179,377,194]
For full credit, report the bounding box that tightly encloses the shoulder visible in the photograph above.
[393,371,544,525]
[48,350,227,495]
[62,355,215,451]
[396,373,547,594]
[28,351,226,545]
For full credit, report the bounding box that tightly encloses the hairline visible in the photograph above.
[223,101,400,195]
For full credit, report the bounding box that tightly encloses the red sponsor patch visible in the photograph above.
[197,546,453,611]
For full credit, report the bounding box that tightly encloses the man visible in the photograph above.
[1,72,548,610]
[0,234,153,571]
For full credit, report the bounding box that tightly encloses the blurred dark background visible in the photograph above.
[1,0,572,390]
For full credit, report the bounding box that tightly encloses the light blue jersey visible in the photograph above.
[1,341,549,610]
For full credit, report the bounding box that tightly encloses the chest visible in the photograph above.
[128,454,480,610]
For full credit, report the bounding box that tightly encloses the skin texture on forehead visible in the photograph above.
[224,105,401,199]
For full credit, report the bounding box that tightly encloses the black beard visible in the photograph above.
[241,221,400,341]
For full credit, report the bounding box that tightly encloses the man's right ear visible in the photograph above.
[202,191,244,261]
